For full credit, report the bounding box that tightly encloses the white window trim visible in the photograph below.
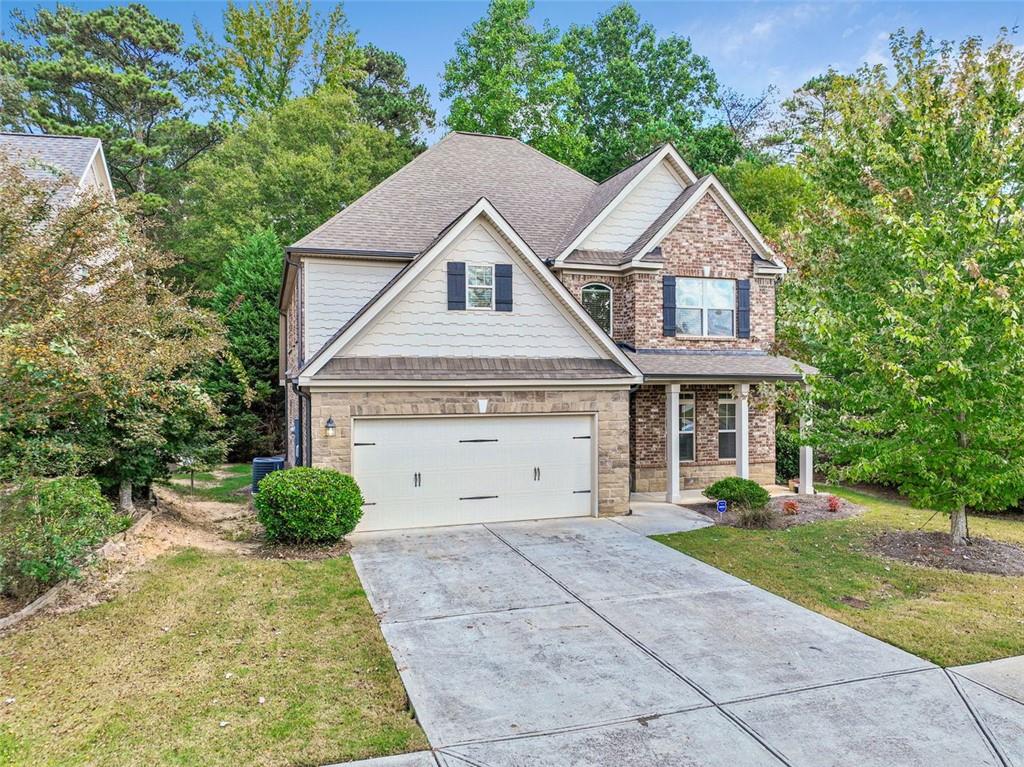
[676,277,737,339]
[581,282,614,336]
[466,263,495,310]
[679,391,695,463]
[718,392,737,460]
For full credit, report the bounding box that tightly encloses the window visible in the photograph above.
[466,264,494,309]
[676,278,736,337]
[679,393,695,462]
[581,283,613,335]
[718,392,737,459]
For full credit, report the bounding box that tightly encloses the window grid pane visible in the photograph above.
[679,396,695,461]
[675,278,737,337]
[581,285,612,335]
[467,286,493,309]
[467,265,493,287]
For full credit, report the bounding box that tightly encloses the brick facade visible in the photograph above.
[631,383,776,493]
[560,195,776,353]
[308,388,631,515]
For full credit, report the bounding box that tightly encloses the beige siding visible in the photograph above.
[304,258,403,356]
[581,161,684,251]
[346,221,601,358]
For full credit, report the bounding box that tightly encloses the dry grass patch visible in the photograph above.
[0,549,426,766]
[657,487,1024,667]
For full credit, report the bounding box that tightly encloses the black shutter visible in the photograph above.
[494,264,513,311]
[662,275,677,336]
[737,279,751,338]
[447,262,466,310]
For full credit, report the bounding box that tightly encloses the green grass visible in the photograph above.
[656,487,1024,667]
[168,463,253,504]
[0,550,427,767]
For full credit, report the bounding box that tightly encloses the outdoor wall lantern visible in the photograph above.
[325,416,336,438]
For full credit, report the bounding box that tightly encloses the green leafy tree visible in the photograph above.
[768,70,852,161]
[441,0,587,168]
[207,229,285,460]
[562,2,725,178]
[355,44,435,144]
[716,160,813,240]
[2,3,219,215]
[0,158,226,508]
[197,0,433,142]
[171,89,415,287]
[785,30,1024,544]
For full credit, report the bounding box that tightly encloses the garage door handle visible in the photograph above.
[533,467,540,481]
[413,472,421,487]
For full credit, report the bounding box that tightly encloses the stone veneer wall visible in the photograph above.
[309,388,631,515]
[632,383,775,492]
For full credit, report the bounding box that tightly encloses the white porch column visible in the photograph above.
[665,383,680,503]
[799,412,814,495]
[735,383,750,480]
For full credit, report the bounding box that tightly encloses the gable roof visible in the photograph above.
[554,144,698,261]
[290,132,597,261]
[0,133,112,201]
[297,197,643,384]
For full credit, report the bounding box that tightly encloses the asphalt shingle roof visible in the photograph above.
[626,349,815,380]
[0,133,100,187]
[291,132,598,260]
[312,356,632,380]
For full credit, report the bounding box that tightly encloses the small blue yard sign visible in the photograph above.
[716,499,727,514]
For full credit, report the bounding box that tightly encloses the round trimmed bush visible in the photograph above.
[254,467,363,543]
[703,477,771,510]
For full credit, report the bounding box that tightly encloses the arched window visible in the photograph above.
[581,283,613,336]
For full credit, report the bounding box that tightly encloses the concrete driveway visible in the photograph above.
[347,517,1023,766]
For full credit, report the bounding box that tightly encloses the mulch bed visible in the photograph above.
[871,531,1024,576]
[255,539,352,561]
[690,493,865,529]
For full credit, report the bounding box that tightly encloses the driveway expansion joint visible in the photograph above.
[944,669,1013,767]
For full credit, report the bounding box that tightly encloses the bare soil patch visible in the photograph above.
[689,493,865,529]
[8,485,350,625]
[872,530,1024,576]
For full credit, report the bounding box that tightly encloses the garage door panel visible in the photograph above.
[352,414,593,531]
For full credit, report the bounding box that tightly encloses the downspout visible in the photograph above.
[289,380,313,467]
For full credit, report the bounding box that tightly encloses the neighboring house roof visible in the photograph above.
[0,132,113,201]
[311,356,632,381]
[627,349,815,381]
[290,132,597,260]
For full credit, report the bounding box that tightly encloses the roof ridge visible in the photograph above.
[289,132,463,249]
[0,131,98,141]
[450,130,597,186]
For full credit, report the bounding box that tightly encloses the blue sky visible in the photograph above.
[4,1,1022,143]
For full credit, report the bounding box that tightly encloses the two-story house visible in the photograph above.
[280,132,812,531]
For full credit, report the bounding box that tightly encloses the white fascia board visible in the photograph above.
[555,144,698,264]
[297,377,642,389]
[85,141,116,201]
[300,197,644,380]
[628,176,786,271]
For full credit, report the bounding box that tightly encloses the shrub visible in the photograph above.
[704,477,771,510]
[254,467,363,543]
[738,505,774,529]
[775,427,801,484]
[827,494,842,513]
[782,499,800,516]
[0,477,128,598]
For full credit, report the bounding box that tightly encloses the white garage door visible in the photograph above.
[352,414,594,531]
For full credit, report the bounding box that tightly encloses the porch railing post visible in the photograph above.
[735,383,750,480]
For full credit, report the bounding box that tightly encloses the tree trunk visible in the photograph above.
[119,479,135,515]
[950,505,968,546]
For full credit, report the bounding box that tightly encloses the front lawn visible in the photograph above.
[0,549,426,767]
[657,488,1024,667]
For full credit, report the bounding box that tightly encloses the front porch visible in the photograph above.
[625,350,815,504]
